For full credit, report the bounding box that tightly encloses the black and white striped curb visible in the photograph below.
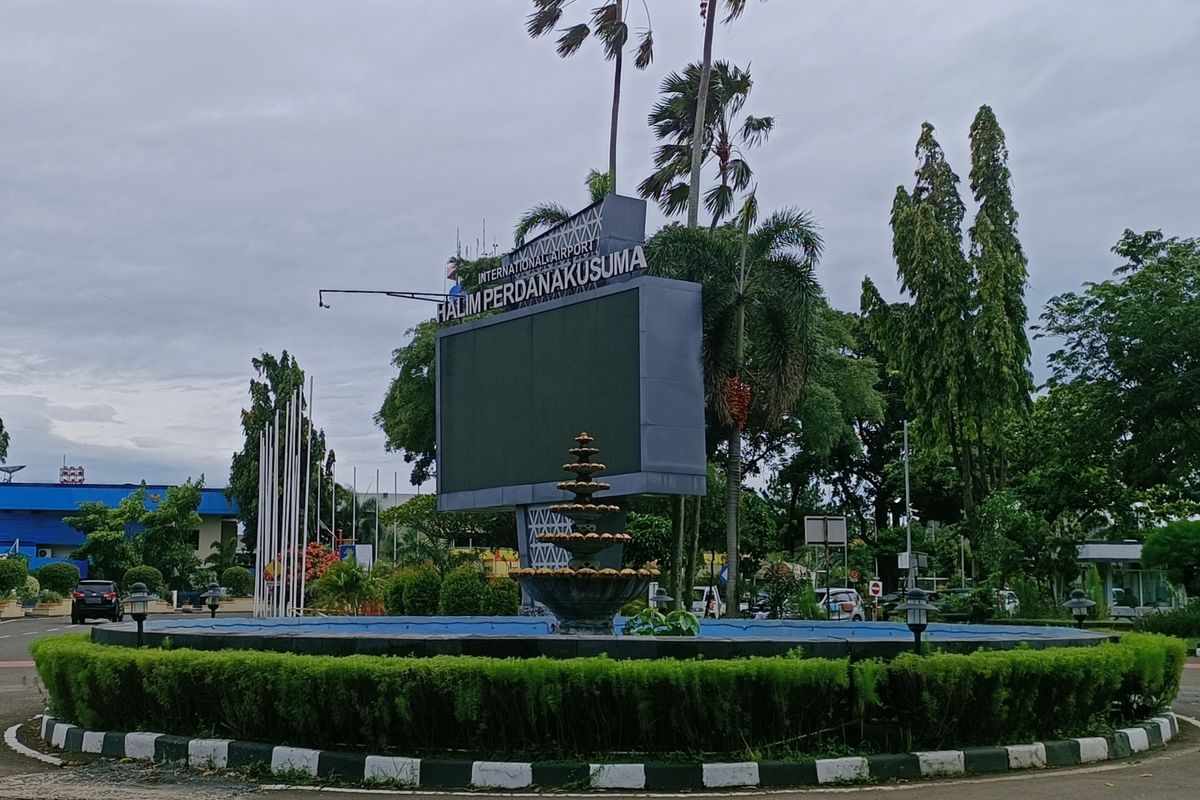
[35,712,1180,790]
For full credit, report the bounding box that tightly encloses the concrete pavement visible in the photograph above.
[1,615,1197,799]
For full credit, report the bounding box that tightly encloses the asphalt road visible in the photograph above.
[1,614,1198,800]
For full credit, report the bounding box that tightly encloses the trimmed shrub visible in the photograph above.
[1136,599,1200,638]
[384,573,407,615]
[31,633,1184,759]
[220,567,254,598]
[122,566,164,594]
[402,567,441,616]
[17,576,40,605]
[36,562,80,596]
[0,557,28,597]
[480,577,520,616]
[438,565,485,615]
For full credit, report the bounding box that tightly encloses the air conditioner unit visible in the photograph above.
[36,548,51,558]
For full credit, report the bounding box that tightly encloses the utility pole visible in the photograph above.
[904,420,914,591]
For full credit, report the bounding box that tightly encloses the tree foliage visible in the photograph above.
[640,61,773,226]
[1039,230,1200,494]
[67,486,148,582]
[0,414,9,463]
[1141,521,1200,595]
[862,107,1032,528]
[227,351,326,552]
[138,478,204,592]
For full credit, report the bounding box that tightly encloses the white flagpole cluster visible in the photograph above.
[254,387,316,618]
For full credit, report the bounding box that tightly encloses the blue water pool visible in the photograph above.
[90,615,1113,660]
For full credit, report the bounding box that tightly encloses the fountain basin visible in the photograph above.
[92,616,1115,660]
[519,574,652,634]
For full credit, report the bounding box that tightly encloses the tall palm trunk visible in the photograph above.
[724,220,750,618]
[607,0,623,195]
[673,495,686,609]
[687,7,717,227]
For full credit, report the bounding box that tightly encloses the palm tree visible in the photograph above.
[513,168,612,247]
[526,1,654,195]
[204,536,239,573]
[687,0,756,228]
[647,195,824,615]
[640,61,773,228]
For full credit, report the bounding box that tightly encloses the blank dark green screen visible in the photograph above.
[439,290,641,494]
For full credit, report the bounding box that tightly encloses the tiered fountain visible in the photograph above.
[511,432,659,634]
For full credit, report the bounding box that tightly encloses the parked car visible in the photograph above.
[71,580,123,624]
[690,586,726,618]
[817,587,865,621]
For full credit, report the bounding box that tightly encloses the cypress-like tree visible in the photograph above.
[866,108,1031,526]
[969,105,1033,488]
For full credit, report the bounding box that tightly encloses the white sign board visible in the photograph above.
[897,551,929,570]
[804,516,848,546]
[869,579,884,598]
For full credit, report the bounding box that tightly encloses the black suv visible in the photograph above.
[71,580,124,624]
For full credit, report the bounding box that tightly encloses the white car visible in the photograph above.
[691,586,726,618]
[818,587,865,622]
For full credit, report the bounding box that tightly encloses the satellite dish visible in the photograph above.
[0,465,26,483]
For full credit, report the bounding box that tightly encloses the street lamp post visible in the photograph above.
[650,587,674,610]
[200,582,224,619]
[898,587,933,654]
[127,582,152,647]
[1063,588,1096,629]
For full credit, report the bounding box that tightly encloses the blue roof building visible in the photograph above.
[0,482,240,578]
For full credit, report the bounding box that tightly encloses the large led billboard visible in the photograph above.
[436,276,705,511]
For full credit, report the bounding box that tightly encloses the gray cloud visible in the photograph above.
[1,0,1197,490]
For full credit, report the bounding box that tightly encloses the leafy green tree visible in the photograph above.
[0,414,9,463]
[67,486,148,581]
[376,322,438,485]
[526,1,654,194]
[1039,230,1200,493]
[647,198,823,615]
[139,478,204,591]
[641,61,772,227]
[227,351,327,552]
[623,511,673,570]
[863,107,1032,527]
[1142,521,1200,595]
[384,495,515,555]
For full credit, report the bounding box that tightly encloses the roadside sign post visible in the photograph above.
[804,516,847,597]
[868,578,883,621]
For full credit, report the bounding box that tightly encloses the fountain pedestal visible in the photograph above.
[513,433,659,635]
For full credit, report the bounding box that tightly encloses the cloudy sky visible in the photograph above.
[1,0,1197,491]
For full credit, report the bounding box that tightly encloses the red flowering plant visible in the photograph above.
[305,541,340,581]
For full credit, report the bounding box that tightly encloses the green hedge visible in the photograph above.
[122,566,164,594]
[480,577,520,616]
[0,558,29,597]
[401,567,440,616]
[1135,600,1200,639]
[35,562,81,596]
[438,566,484,615]
[32,634,1184,758]
[220,567,254,598]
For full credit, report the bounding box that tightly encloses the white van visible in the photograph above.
[691,586,726,618]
